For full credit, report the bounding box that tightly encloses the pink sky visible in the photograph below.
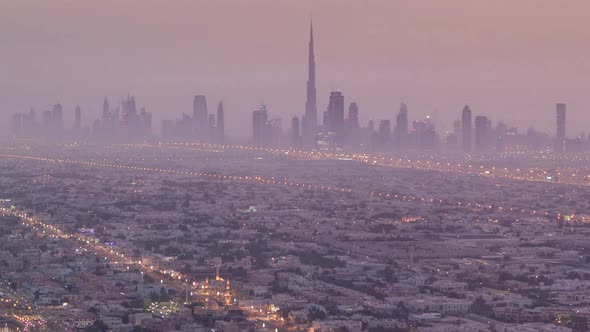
[2,0,590,137]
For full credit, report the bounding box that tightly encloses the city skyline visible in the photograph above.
[3,3,590,330]
[7,16,582,153]
[3,1,590,137]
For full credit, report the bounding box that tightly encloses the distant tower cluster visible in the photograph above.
[11,19,580,154]
[11,104,89,140]
[92,95,152,142]
[162,95,225,143]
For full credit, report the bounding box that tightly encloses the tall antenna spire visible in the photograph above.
[304,16,318,145]
[309,16,315,63]
[310,15,314,49]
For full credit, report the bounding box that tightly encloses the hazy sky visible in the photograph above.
[2,0,590,137]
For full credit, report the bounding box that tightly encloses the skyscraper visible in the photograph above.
[556,103,566,139]
[347,102,359,128]
[12,113,23,136]
[162,120,174,140]
[394,103,409,146]
[217,101,225,144]
[324,91,344,132]
[48,103,64,138]
[269,118,283,145]
[139,107,152,135]
[10,109,38,138]
[446,120,462,147]
[121,95,138,130]
[291,116,300,147]
[42,110,52,132]
[208,114,216,142]
[193,95,208,138]
[303,20,317,145]
[461,105,472,152]
[52,104,63,130]
[102,98,110,118]
[377,119,391,147]
[412,116,436,148]
[474,115,492,152]
[556,103,566,153]
[252,104,269,146]
[74,106,81,130]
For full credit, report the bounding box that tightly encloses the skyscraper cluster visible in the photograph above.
[8,21,584,154]
[11,104,89,140]
[291,22,366,149]
[161,95,224,143]
[365,104,436,150]
[92,95,152,142]
[246,22,582,153]
[251,105,283,146]
[456,105,563,154]
[458,105,499,153]
[285,22,442,150]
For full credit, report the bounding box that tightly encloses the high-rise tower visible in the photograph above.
[193,95,208,138]
[217,101,224,144]
[252,104,269,146]
[394,103,409,146]
[556,103,566,154]
[291,116,300,147]
[303,20,317,145]
[474,115,492,152]
[74,106,81,130]
[461,105,472,152]
[348,103,359,128]
[324,91,344,132]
